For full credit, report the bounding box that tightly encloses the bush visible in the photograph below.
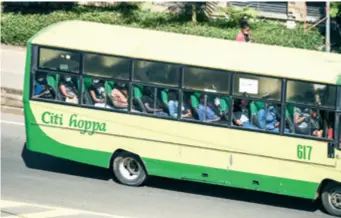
[1,6,325,52]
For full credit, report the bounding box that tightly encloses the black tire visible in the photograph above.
[112,152,147,186]
[321,181,341,217]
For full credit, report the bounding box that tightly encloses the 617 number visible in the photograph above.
[297,145,312,160]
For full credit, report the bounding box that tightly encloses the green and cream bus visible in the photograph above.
[23,20,341,216]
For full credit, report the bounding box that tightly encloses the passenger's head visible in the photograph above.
[92,79,102,85]
[36,74,46,84]
[313,129,323,137]
[63,75,72,83]
[116,82,126,90]
[144,87,154,97]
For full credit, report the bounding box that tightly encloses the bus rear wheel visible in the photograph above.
[321,181,341,217]
[112,152,147,186]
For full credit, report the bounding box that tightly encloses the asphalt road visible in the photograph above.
[1,112,334,218]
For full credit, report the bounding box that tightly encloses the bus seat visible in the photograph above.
[161,89,169,104]
[190,92,201,109]
[190,92,201,119]
[219,96,229,112]
[46,75,61,100]
[84,78,93,89]
[255,101,265,110]
[82,78,94,105]
[250,101,259,127]
[285,107,294,133]
[133,86,146,112]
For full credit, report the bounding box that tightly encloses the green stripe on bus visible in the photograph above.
[143,158,319,200]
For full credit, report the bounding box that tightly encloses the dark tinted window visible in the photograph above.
[83,53,130,80]
[183,67,230,93]
[286,80,336,108]
[133,61,179,86]
[39,48,80,73]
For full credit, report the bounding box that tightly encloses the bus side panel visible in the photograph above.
[143,157,319,199]
[25,103,112,168]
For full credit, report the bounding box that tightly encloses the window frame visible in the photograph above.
[30,44,340,145]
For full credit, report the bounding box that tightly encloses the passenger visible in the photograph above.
[33,75,55,99]
[142,87,168,116]
[233,99,258,129]
[293,107,310,135]
[111,82,128,110]
[235,19,251,42]
[89,79,112,108]
[258,105,290,133]
[197,95,220,122]
[312,129,323,138]
[59,75,78,104]
[167,91,192,119]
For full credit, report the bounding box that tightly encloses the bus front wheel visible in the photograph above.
[112,152,147,186]
[321,181,341,217]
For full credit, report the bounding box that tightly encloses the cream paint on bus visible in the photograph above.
[30,101,341,184]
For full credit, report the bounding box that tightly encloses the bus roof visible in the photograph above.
[31,20,341,85]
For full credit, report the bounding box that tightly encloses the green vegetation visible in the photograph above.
[1,3,325,51]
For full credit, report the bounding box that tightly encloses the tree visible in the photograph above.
[330,2,341,18]
[167,2,218,23]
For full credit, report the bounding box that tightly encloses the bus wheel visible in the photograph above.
[321,181,341,216]
[112,152,147,186]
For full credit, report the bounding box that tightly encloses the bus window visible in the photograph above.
[287,106,335,139]
[58,74,79,104]
[286,80,336,108]
[183,67,230,94]
[134,85,169,117]
[32,72,56,100]
[83,53,130,80]
[133,61,179,87]
[39,48,80,73]
[233,74,281,101]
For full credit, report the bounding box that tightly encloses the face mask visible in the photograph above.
[38,78,44,82]
[93,80,99,84]
[65,77,71,82]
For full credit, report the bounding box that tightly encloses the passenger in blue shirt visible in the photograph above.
[33,76,54,99]
[258,105,290,133]
[197,95,220,123]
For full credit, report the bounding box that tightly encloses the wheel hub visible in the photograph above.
[330,188,341,210]
[118,157,141,181]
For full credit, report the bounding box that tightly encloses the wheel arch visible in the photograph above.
[316,178,339,199]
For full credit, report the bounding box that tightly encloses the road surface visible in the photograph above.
[1,112,333,218]
[1,45,26,90]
